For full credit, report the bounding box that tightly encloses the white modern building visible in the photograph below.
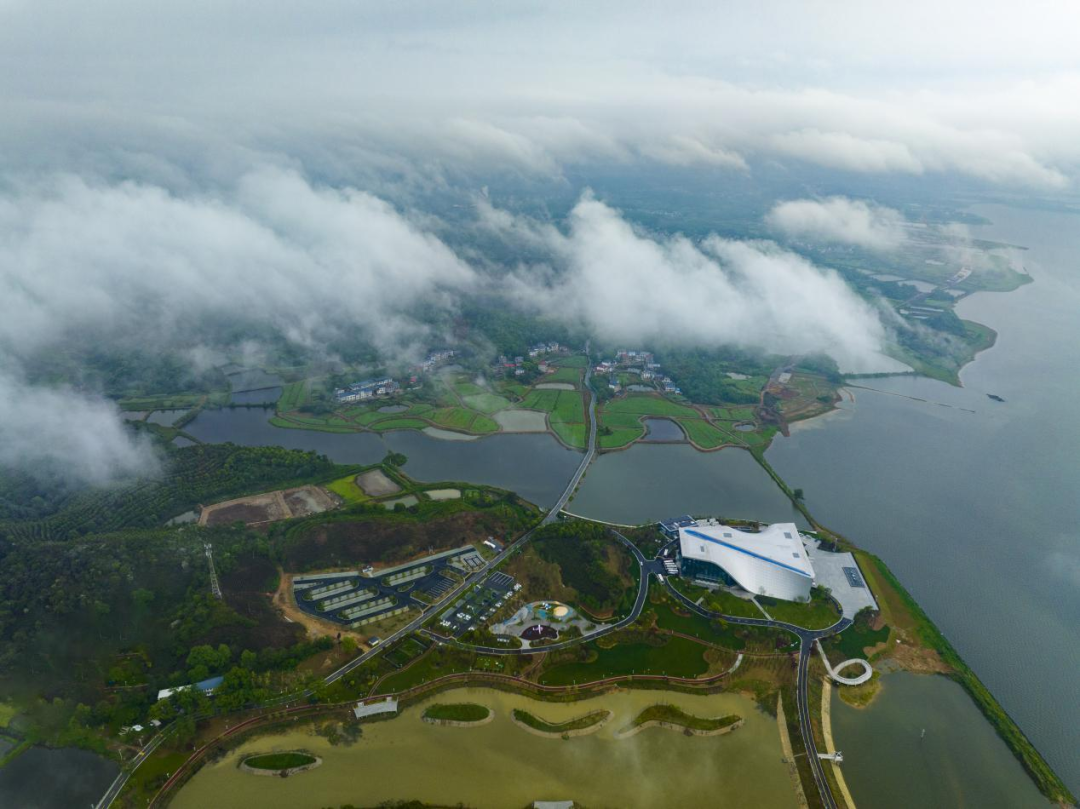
[678,523,814,602]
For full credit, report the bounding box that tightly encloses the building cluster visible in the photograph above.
[411,348,456,375]
[593,349,680,394]
[528,341,562,358]
[334,376,400,403]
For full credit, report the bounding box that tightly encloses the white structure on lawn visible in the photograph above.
[678,522,814,602]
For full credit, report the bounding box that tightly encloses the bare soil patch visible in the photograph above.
[356,469,401,497]
[201,486,336,527]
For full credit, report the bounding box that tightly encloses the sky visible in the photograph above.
[1,0,1078,482]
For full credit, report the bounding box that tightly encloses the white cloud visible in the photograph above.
[0,167,479,483]
[0,369,159,483]
[766,197,906,250]
[501,193,894,373]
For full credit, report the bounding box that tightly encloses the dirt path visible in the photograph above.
[821,679,857,809]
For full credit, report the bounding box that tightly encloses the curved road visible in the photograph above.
[663,579,850,809]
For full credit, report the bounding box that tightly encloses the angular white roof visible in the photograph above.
[679,522,814,601]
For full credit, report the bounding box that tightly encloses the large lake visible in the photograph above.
[183,408,581,508]
[767,204,1080,795]
[173,687,797,809]
[569,443,809,527]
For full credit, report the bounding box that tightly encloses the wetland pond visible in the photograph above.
[173,687,797,809]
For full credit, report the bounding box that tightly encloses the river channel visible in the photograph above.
[172,687,797,809]
[767,204,1080,796]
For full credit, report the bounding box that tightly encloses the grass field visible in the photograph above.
[243,752,317,771]
[599,428,643,449]
[326,474,369,504]
[758,591,841,630]
[422,703,490,722]
[602,394,698,419]
[544,366,581,385]
[678,418,735,449]
[553,355,588,368]
[538,635,709,684]
[277,380,308,411]
[269,415,357,433]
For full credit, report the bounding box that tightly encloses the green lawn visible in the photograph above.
[452,379,487,397]
[422,703,491,722]
[243,752,317,771]
[538,635,709,685]
[326,474,369,504]
[553,355,588,368]
[599,428,643,449]
[758,591,841,630]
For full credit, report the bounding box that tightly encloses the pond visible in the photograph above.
[145,408,187,426]
[230,387,282,405]
[0,746,119,809]
[641,417,686,442]
[833,672,1046,808]
[172,687,797,809]
[569,443,808,527]
[182,407,581,508]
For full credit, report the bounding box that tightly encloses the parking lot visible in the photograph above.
[803,538,879,618]
[437,571,520,638]
[292,545,482,629]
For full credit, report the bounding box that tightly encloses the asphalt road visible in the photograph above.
[664,580,850,809]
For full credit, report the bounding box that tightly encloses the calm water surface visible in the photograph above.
[833,673,1046,808]
[173,687,796,809]
[767,204,1080,794]
[571,443,808,527]
[0,747,118,809]
[183,408,580,507]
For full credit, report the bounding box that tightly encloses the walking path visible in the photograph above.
[816,641,873,686]
[821,678,857,809]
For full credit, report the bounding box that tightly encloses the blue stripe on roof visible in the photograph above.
[683,529,812,578]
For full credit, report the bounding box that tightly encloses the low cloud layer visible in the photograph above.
[497,194,893,373]
[766,197,906,249]
[0,168,477,483]
[0,369,159,483]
